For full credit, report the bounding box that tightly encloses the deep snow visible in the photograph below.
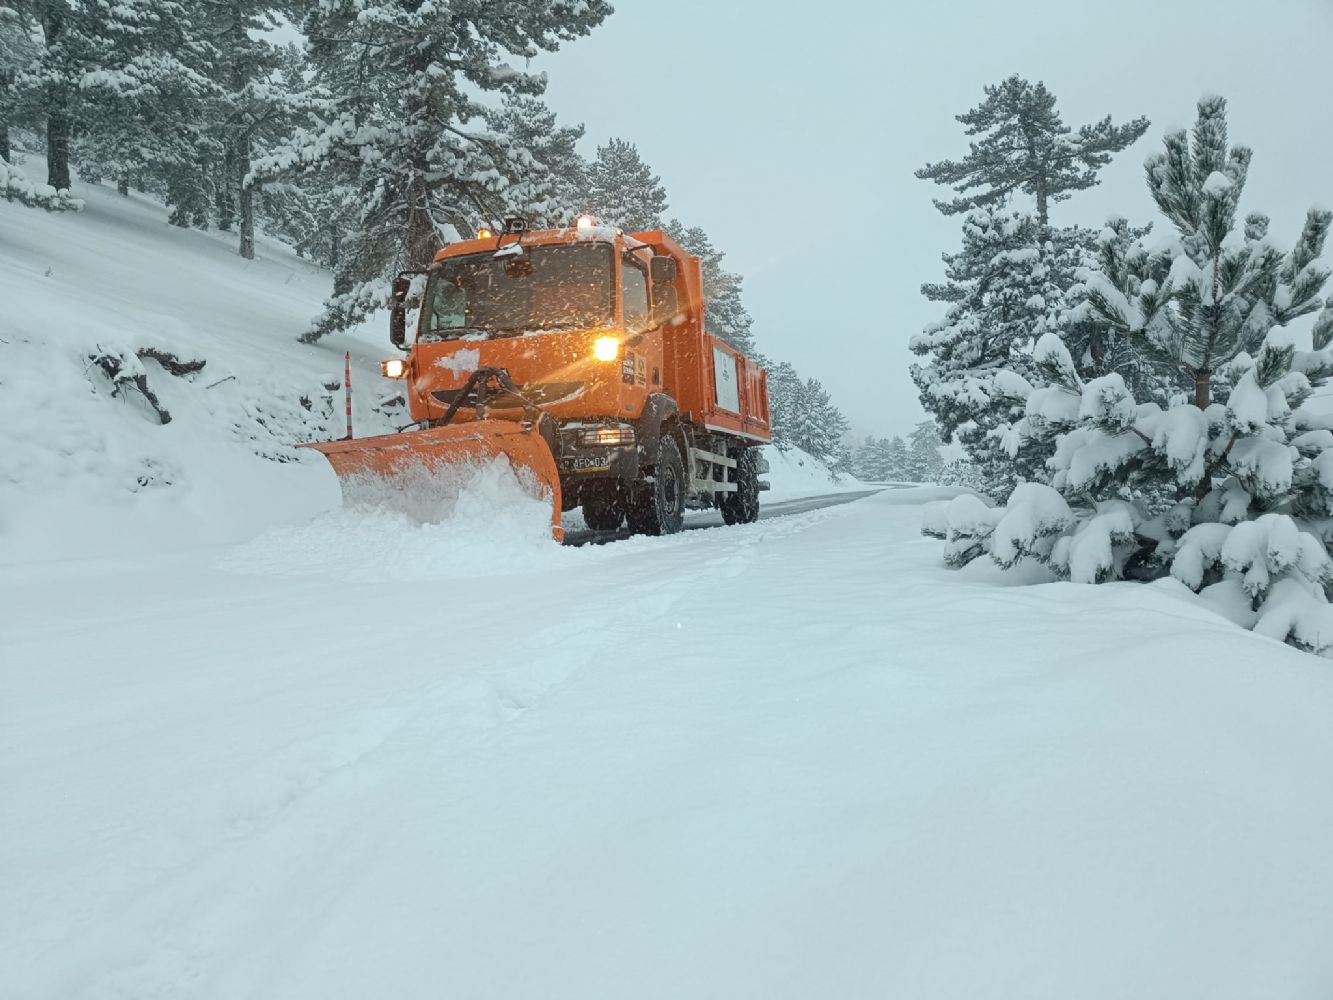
[3,488,1333,999]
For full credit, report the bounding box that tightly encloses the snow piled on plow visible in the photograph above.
[221,457,563,581]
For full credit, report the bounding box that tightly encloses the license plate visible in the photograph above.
[568,454,610,471]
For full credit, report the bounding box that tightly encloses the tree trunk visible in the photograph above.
[1193,368,1210,410]
[1192,368,1212,500]
[41,9,71,190]
[117,173,129,196]
[46,105,70,190]
[217,146,235,231]
[0,69,12,163]
[239,175,255,260]
[403,48,438,268]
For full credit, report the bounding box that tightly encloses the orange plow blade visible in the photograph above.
[301,421,564,542]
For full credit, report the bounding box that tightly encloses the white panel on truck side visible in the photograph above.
[713,346,740,413]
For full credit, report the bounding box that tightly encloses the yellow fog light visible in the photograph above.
[592,336,620,362]
[576,214,596,230]
[381,358,408,379]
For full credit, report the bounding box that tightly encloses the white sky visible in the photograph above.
[536,0,1333,439]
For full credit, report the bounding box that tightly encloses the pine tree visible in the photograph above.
[73,0,220,225]
[583,138,667,232]
[667,220,755,354]
[194,0,298,256]
[852,436,883,480]
[907,421,945,482]
[257,0,611,342]
[885,436,910,481]
[910,206,1051,493]
[790,377,848,462]
[0,3,39,163]
[7,0,90,191]
[932,96,1333,655]
[916,75,1149,230]
[766,359,803,451]
[483,95,587,227]
[913,79,1151,499]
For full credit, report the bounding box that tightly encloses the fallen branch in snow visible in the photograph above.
[89,350,172,425]
[136,348,206,378]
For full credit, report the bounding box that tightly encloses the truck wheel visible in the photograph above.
[721,449,761,525]
[582,488,624,531]
[627,437,686,536]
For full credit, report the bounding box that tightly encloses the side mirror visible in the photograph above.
[650,255,677,283]
[389,274,412,349]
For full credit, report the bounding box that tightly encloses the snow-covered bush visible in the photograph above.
[1,155,82,211]
[928,96,1333,656]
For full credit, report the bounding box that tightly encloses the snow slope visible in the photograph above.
[3,487,1332,999]
[0,173,395,563]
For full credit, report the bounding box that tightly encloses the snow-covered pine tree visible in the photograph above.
[483,95,586,227]
[930,96,1333,655]
[257,0,611,342]
[0,4,79,209]
[885,436,910,481]
[852,436,907,481]
[194,0,296,257]
[667,220,755,354]
[852,437,884,480]
[71,0,220,226]
[790,377,848,462]
[0,2,38,163]
[250,43,354,266]
[6,0,92,192]
[906,421,945,483]
[765,359,803,451]
[583,138,667,233]
[916,75,1149,232]
[913,79,1151,498]
[910,206,1052,493]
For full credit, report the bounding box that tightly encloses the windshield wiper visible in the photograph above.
[420,326,491,341]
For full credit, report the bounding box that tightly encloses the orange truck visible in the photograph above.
[306,217,771,541]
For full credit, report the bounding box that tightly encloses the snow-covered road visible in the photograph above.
[4,488,1333,999]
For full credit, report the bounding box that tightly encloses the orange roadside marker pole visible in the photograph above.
[344,351,353,440]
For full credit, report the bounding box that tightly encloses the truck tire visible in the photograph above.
[721,448,761,525]
[582,488,624,531]
[627,436,686,536]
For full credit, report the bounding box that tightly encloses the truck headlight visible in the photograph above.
[381,358,408,379]
[578,426,636,447]
[592,336,619,362]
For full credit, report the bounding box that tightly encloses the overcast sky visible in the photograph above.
[535,0,1333,438]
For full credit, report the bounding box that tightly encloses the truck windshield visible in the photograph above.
[419,243,614,341]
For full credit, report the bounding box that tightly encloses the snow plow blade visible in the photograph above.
[302,421,564,542]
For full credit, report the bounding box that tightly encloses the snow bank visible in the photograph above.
[5,478,1333,1000]
[222,458,565,582]
[0,163,395,564]
[762,445,864,498]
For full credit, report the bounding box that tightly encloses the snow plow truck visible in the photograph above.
[305,217,772,542]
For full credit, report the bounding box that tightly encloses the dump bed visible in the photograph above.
[662,324,771,445]
[629,229,771,445]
